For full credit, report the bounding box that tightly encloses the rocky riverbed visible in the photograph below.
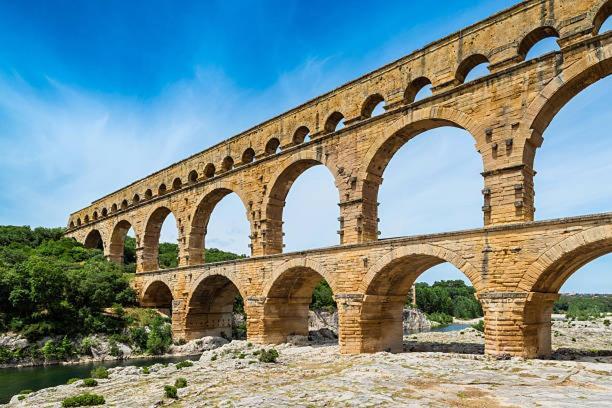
[9,318,612,407]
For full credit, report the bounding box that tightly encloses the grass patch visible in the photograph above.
[61,393,105,407]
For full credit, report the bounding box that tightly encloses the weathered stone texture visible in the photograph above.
[65,0,612,358]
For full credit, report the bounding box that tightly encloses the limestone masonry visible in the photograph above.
[66,0,612,358]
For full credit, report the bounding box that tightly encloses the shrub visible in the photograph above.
[128,327,148,351]
[258,348,279,363]
[141,366,150,374]
[175,377,187,388]
[471,320,485,333]
[19,389,33,395]
[108,340,122,357]
[67,378,80,385]
[145,316,172,355]
[427,312,453,325]
[90,366,109,379]
[210,353,217,361]
[61,393,105,407]
[604,319,610,327]
[164,385,178,399]
[175,360,193,369]
[18,395,25,401]
[80,378,98,387]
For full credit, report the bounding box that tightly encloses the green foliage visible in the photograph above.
[175,360,193,369]
[80,378,98,387]
[41,337,75,361]
[471,320,485,332]
[158,243,179,269]
[129,326,148,352]
[164,385,178,399]
[67,378,81,385]
[258,348,279,363]
[141,366,150,375]
[61,393,105,407]
[310,280,336,311]
[18,389,32,395]
[0,226,136,340]
[554,294,612,320]
[145,316,172,355]
[604,319,610,327]
[415,280,483,320]
[175,377,187,388]
[90,366,109,379]
[427,312,453,325]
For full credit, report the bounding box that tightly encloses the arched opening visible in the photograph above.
[241,148,255,164]
[187,189,250,265]
[77,218,82,226]
[262,266,336,344]
[518,26,560,61]
[265,138,281,155]
[111,204,118,213]
[133,194,140,205]
[405,77,433,103]
[142,281,173,318]
[69,221,75,228]
[369,121,483,238]
[184,275,245,340]
[361,94,385,119]
[594,1,612,34]
[84,215,90,223]
[265,159,339,254]
[172,177,182,191]
[158,184,167,196]
[84,229,104,251]
[456,54,490,84]
[323,111,345,133]
[92,211,98,220]
[142,207,179,271]
[204,163,215,178]
[292,126,311,145]
[109,219,137,272]
[188,170,198,183]
[101,208,108,217]
[121,200,129,210]
[523,236,612,358]
[221,156,234,172]
[144,189,153,200]
[360,253,482,353]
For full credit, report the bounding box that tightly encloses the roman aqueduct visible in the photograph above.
[66,0,612,357]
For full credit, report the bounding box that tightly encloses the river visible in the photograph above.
[0,354,200,405]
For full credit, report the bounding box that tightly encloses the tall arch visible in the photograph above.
[263,157,340,254]
[261,260,336,344]
[109,219,135,265]
[141,280,173,318]
[357,244,481,353]
[84,229,104,251]
[184,273,245,340]
[141,206,178,272]
[186,186,251,265]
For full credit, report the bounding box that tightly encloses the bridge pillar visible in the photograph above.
[480,291,559,358]
[482,164,535,225]
[254,296,312,343]
[339,179,380,245]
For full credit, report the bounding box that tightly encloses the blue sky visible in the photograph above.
[0,1,610,292]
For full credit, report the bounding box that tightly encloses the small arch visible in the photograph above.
[324,111,345,133]
[133,194,140,205]
[456,54,490,84]
[158,183,167,196]
[292,126,311,144]
[221,156,234,172]
[141,280,173,318]
[111,204,118,213]
[77,218,82,226]
[204,163,216,178]
[361,93,385,119]
[121,199,129,210]
[172,177,182,191]
[84,229,104,250]
[84,215,90,223]
[93,211,98,220]
[594,1,612,34]
[265,138,281,155]
[404,77,433,103]
[144,189,153,200]
[241,147,256,164]
[188,170,199,183]
[69,220,75,228]
[518,26,560,61]
[101,208,108,217]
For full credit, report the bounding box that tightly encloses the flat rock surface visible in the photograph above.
[10,339,612,407]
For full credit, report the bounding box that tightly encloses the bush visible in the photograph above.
[19,389,32,395]
[61,393,105,407]
[108,340,122,357]
[145,316,172,355]
[258,348,279,363]
[90,366,109,379]
[67,378,80,385]
[80,378,98,387]
[471,320,485,333]
[128,326,148,352]
[175,360,193,369]
[604,319,611,327]
[427,312,453,325]
[164,385,178,399]
[141,366,150,374]
[175,377,187,388]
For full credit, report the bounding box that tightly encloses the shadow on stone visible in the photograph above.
[403,340,484,355]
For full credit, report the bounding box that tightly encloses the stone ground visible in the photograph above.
[8,319,612,407]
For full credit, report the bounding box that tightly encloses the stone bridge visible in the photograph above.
[65,0,612,358]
